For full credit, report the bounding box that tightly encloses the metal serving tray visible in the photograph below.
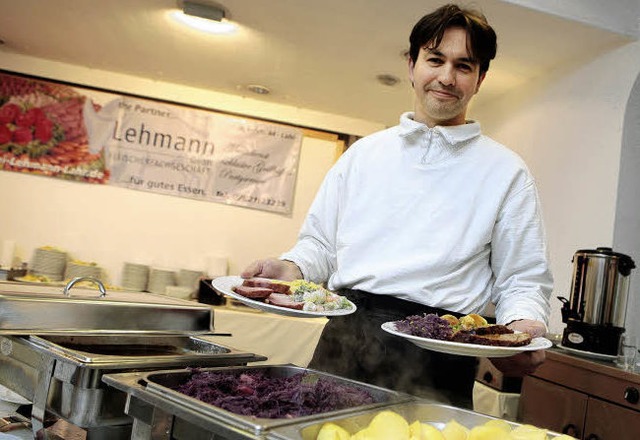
[0,284,214,335]
[0,334,266,438]
[102,365,414,439]
[268,401,566,439]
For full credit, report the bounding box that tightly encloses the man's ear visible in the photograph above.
[408,58,415,88]
[475,71,486,93]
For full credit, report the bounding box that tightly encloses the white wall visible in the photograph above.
[474,40,640,335]
[614,71,640,342]
[503,0,639,38]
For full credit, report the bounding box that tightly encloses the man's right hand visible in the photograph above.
[240,258,302,281]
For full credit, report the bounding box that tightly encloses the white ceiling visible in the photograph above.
[0,0,634,127]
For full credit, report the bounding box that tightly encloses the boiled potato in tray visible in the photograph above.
[315,410,577,440]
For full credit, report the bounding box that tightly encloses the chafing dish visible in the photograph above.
[0,281,213,335]
[0,334,266,439]
[102,365,415,439]
[0,279,266,439]
[268,401,567,439]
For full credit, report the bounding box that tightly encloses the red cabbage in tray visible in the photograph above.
[175,370,375,419]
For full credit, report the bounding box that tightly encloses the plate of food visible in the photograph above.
[210,276,356,318]
[381,313,552,358]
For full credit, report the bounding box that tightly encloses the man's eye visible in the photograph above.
[458,64,473,72]
[427,57,443,64]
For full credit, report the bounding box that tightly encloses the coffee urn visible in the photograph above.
[558,247,636,355]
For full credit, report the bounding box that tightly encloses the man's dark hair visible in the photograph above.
[409,4,497,74]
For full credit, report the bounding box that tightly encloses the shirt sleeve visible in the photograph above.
[490,176,553,326]
[279,161,344,284]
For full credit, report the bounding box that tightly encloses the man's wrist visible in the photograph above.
[281,259,304,279]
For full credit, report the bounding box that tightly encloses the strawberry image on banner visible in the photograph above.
[0,72,109,183]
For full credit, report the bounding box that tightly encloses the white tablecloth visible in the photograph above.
[472,381,520,422]
[208,306,328,367]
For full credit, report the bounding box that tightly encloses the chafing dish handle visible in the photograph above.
[63,276,107,298]
[31,356,56,438]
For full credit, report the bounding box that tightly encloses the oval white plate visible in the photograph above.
[556,343,617,362]
[211,276,356,318]
[381,321,552,358]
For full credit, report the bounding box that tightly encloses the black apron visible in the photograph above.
[309,289,489,409]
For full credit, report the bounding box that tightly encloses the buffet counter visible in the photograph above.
[519,347,640,439]
[208,305,328,367]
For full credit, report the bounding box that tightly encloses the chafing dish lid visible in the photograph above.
[0,281,214,335]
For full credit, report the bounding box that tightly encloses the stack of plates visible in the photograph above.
[147,268,176,295]
[64,261,102,281]
[121,262,150,291]
[30,247,68,282]
[177,268,203,288]
[165,285,194,300]
[176,268,204,300]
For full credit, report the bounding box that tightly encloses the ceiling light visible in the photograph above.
[376,74,400,87]
[246,84,271,95]
[171,1,237,35]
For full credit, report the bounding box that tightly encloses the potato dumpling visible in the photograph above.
[468,425,512,440]
[441,419,470,440]
[510,424,548,440]
[458,313,488,329]
[482,419,512,433]
[316,422,350,440]
[440,314,460,327]
[409,420,445,440]
[358,410,410,440]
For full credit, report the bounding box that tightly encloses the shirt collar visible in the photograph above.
[398,112,481,145]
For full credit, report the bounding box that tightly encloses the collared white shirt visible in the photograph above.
[281,112,552,325]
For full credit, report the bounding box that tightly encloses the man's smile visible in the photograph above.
[427,88,460,100]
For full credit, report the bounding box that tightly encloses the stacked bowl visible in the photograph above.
[121,262,150,291]
[64,260,102,281]
[30,247,68,282]
[147,268,177,295]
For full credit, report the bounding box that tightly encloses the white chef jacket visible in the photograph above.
[281,112,552,325]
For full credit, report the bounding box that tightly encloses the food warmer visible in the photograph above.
[102,364,414,440]
[558,247,636,355]
[0,277,266,439]
[103,366,567,440]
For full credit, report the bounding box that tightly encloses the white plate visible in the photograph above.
[210,276,356,318]
[556,343,617,362]
[381,321,553,358]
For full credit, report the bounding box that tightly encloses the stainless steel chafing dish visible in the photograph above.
[269,401,567,439]
[0,278,267,439]
[102,365,415,439]
[0,278,213,335]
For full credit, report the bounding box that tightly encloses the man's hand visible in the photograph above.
[241,258,302,281]
[489,350,546,377]
[506,319,546,338]
[489,318,547,377]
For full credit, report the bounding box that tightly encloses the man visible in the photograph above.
[242,4,552,407]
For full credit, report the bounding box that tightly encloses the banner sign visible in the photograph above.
[0,72,303,214]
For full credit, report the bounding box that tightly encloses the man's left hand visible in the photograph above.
[488,319,547,377]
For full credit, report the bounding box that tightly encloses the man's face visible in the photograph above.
[408,27,485,127]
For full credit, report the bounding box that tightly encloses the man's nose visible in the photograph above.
[438,65,456,86]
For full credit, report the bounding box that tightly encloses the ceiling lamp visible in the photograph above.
[172,1,237,35]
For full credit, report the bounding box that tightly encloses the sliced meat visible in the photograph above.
[467,332,532,347]
[473,324,513,335]
[232,285,274,300]
[265,293,305,310]
[450,326,532,347]
[242,277,291,294]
